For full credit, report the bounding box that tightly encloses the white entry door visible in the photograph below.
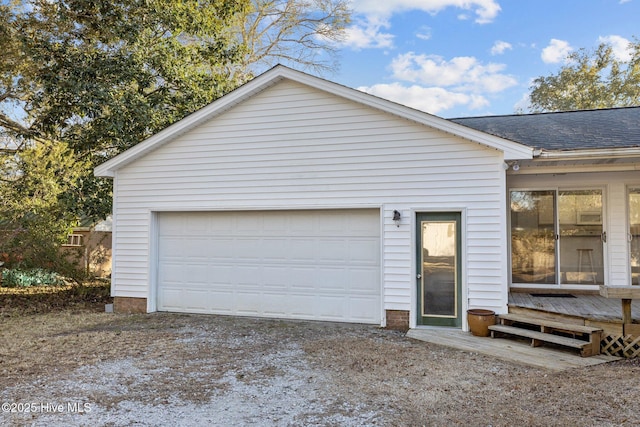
[156,209,381,323]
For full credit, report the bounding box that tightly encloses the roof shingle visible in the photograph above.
[450,106,640,151]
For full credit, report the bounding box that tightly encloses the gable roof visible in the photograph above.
[450,106,640,152]
[94,65,532,178]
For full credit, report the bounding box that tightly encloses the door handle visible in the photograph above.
[417,274,422,279]
[601,231,607,243]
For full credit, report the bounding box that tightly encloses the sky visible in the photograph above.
[327,0,640,118]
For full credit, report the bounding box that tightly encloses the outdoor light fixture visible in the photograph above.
[505,161,520,171]
[393,210,401,227]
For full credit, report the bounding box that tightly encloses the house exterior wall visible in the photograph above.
[110,80,509,323]
[61,230,112,278]
[508,170,640,287]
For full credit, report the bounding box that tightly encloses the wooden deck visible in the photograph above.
[407,292,640,367]
[509,292,640,322]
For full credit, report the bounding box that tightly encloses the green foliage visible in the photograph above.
[0,0,350,277]
[529,39,640,112]
[1,268,64,288]
[0,139,86,276]
[1,0,251,222]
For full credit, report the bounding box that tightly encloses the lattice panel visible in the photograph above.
[601,335,640,358]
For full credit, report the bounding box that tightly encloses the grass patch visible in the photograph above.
[0,280,112,316]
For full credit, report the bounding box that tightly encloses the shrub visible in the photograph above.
[1,268,64,288]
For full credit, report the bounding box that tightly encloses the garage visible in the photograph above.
[156,209,381,323]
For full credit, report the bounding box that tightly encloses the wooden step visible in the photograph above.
[492,313,602,357]
[488,324,598,356]
[497,313,602,335]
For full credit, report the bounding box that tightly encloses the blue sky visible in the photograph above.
[329,0,640,118]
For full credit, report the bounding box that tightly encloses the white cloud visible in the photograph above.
[490,40,512,55]
[541,39,573,64]
[342,18,395,49]
[416,26,432,40]
[341,0,502,50]
[598,35,632,61]
[358,83,489,115]
[389,52,517,93]
[351,0,502,24]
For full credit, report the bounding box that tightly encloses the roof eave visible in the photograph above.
[535,146,640,161]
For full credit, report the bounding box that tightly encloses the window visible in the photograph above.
[64,234,83,247]
[510,189,604,286]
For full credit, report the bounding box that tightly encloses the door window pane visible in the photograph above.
[510,191,556,284]
[421,221,457,317]
[559,190,603,284]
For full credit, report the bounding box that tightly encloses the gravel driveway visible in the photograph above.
[1,311,639,426]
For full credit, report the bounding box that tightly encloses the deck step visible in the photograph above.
[497,313,602,335]
[489,324,588,349]
[489,314,603,357]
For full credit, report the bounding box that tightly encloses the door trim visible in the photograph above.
[415,211,463,327]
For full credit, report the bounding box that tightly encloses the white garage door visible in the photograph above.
[157,209,381,323]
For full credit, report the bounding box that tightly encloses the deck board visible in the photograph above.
[509,292,640,322]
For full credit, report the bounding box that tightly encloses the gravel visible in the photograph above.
[1,311,639,426]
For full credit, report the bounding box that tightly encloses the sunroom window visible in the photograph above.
[510,189,604,286]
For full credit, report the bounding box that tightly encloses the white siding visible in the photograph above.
[112,80,508,318]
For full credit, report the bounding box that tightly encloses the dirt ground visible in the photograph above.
[1,310,639,427]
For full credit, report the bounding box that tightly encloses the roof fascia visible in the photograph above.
[535,147,640,161]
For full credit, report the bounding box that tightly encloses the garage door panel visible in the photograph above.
[317,240,349,261]
[182,290,209,311]
[157,209,381,324]
[158,288,181,309]
[288,266,317,290]
[317,295,347,319]
[289,239,316,261]
[262,238,289,260]
[208,265,234,283]
[186,265,209,284]
[160,237,187,258]
[232,263,259,281]
[349,269,380,291]
[209,290,235,313]
[234,238,262,260]
[349,240,379,263]
[236,292,262,315]
[262,267,289,289]
[260,293,289,316]
[348,297,380,322]
[159,263,184,283]
[206,238,235,259]
[315,268,347,291]
[289,214,315,233]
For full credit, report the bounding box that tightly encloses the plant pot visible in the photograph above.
[467,309,496,337]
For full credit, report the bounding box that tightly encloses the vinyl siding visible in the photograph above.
[112,80,509,317]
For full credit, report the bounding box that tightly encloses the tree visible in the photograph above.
[529,39,640,112]
[1,0,249,273]
[0,0,351,274]
[238,0,351,74]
